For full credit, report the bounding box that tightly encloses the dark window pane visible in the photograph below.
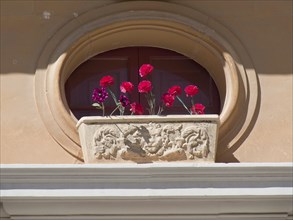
[65,47,220,119]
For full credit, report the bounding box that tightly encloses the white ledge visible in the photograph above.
[1,163,292,219]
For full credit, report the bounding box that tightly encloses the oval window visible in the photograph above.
[65,47,220,119]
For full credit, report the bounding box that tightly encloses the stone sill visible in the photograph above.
[76,115,220,127]
[1,163,292,219]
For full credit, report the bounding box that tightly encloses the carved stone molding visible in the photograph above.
[77,115,219,163]
[1,163,292,219]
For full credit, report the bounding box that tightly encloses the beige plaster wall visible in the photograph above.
[1,0,292,163]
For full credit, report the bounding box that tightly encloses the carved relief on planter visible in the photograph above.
[77,115,219,163]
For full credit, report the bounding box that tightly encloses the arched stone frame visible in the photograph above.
[34,1,259,161]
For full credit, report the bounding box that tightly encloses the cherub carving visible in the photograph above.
[142,123,164,157]
[92,127,121,159]
[91,122,210,162]
[122,125,147,158]
[182,126,209,159]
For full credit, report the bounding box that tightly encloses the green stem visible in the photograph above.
[108,88,118,105]
[119,105,125,115]
[157,105,164,115]
[176,96,191,114]
[110,106,119,116]
[145,93,154,115]
[191,98,195,115]
[102,103,105,117]
[108,88,125,115]
[150,91,156,115]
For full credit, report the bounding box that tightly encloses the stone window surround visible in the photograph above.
[34,1,259,161]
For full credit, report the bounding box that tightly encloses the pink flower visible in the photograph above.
[184,85,199,97]
[139,64,154,78]
[168,85,182,96]
[130,102,144,115]
[120,81,134,93]
[162,93,175,107]
[92,87,108,103]
[100,75,114,87]
[138,80,152,93]
[191,103,206,114]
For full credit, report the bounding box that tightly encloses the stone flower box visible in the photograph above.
[77,115,219,163]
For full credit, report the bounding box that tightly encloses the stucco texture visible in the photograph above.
[1,0,292,163]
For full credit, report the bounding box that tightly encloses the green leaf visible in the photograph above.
[92,103,102,109]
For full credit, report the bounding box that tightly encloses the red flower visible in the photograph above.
[184,85,199,97]
[138,80,152,93]
[162,93,175,107]
[130,102,144,115]
[120,81,134,93]
[100,75,114,87]
[191,103,206,114]
[139,64,154,78]
[168,85,182,96]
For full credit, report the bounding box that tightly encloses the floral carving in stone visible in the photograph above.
[77,115,219,163]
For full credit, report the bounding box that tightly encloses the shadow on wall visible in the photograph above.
[1,36,292,76]
[0,0,292,75]
[216,64,262,163]
[217,80,261,163]
[0,0,119,75]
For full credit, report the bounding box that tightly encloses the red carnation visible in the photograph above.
[139,64,154,78]
[162,93,175,107]
[184,85,199,97]
[168,85,182,96]
[130,102,144,115]
[138,80,152,93]
[100,75,114,87]
[120,81,134,93]
[191,103,206,114]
